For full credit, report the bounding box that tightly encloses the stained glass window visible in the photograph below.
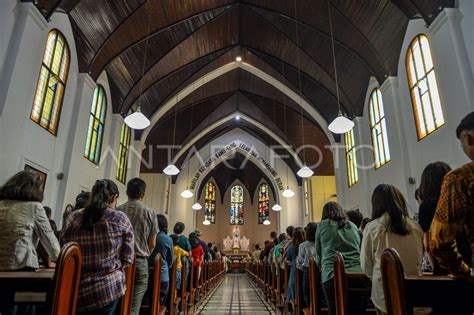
[406,34,444,140]
[258,183,270,224]
[84,85,107,164]
[345,129,358,187]
[116,124,131,184]
[230,185,244,225]
[205,182,216,224]
[369,88,391,169]
[31,29,70,135]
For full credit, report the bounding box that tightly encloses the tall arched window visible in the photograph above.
[31,29,70,135]
[84,85,107,164]
[230,185,244,225]
[345,129,358,187]
[204,182,216,224]
[116,124,131,184]
[406,34,444,140]
[258,183,270,224]
[369,88,391,169]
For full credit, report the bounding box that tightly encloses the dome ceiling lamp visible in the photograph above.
[203,219,211,226]
[327,0,354,134]
[293,0,314,179]
[125,9,151,130]
[163,93,180,176]
[192,203,202,210]
[263,219,271,225]
[272,204,282,211]
[181,82,198,199]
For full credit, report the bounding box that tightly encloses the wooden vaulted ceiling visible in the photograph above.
[34,0,455,181]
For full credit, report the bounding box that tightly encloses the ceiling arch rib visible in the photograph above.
[140,61,335,146]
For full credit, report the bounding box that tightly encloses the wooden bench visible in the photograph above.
[381,248,474,315]
[141,254,166,315]
[168,258,180,315]
[179,258,190,315]
[305,256,328,315]
[117,256,136,315]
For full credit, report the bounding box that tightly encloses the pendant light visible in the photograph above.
[163,93,180,176]
[125,9,151,130]
[293,1,314,178]
[203,219,211,226]
[281,59,294,199]
[181,82,197,199]
[272,204,282,211]
[327,0,354,134]
[192,203,202,210]
[263,219,271,225]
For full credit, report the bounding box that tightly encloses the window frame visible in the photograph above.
[116,124,131,184]
[84,85,107,165]
[345,129,359,188]
[230,185,244,225]
[30,29,70,136]
[368,88,391,169]
[257,183,270,225]
[204,181,217,224]
[406,34,445,140]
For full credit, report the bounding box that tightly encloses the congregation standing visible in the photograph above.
[1,112,474,314]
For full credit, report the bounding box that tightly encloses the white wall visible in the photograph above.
[0,3,141,226]
[336,7,474,218]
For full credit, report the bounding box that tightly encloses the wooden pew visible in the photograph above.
[117,256,136,315]
[168,258,180,315]
[334,252,372,315]
[50,241,82,314]
[306,256,328,315]
[381,248,474,315]
[149,254,166,315]
[291,267,304,315]
[276,261,289,314]
[179,258,190,315]
[187,258,196,314]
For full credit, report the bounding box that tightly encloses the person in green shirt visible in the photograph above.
[316,202,361,315]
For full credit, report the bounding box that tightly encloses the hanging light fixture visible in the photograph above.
[192,203,202,210]
[297,166,314,178]
[263,219,271,225]
[124,10,152,130]
[272,204,282,211]
[292,2,315,179]
[181,188,193,199]
[163,93,180,176]
[326,0,354,134]
[124,106,150,130]
[203,219,211,226]
[282,186,295,198]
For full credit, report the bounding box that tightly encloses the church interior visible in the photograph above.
[0,0,473,314]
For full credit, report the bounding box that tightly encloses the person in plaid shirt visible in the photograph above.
[61,179,134,314]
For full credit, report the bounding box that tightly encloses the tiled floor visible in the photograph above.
[197,274,273,314]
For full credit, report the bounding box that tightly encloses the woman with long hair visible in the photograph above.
[286,227,305,305]
[0,170,60,313]
[361,184,423,315]
[296,222,317,308]
[61,179,134,315]
[316,202,361,315]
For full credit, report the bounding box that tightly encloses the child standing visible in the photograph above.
[171,234,189,289]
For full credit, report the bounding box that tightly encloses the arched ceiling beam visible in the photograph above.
[140,61,336,145]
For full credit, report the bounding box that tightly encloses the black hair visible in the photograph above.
[415,188,421,201]
[419,162,451,203]
[456,112,474,138]
[0,170,44,202]
[305,222,317,242]
[255,244,260,250]
[170,234,179,245]
[157,214,168,234]
[75,191,90,210]
[371,184,409,236]
[273,237,280,246]
[189,232,200,248]
[322,202,349,229]
[82,179,118,230]
[174,222,185,234]
[278,233,287,243]
[346,209,364,228]
[264,240,269,245]
[270,231,277,239]
[126,178,146,200]
[207,242,213,248]
[286,226,295,238]
[44,206,52,218]
[361,218,370,230]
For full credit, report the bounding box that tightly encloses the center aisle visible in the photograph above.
[196,274,274,314]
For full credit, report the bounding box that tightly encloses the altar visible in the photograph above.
[223,227,250,273]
